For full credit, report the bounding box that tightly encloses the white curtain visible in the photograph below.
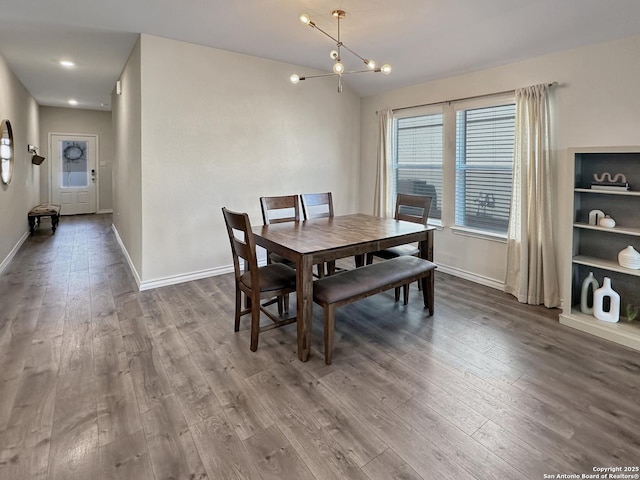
[504,84,560,307]
[374,109,393,218]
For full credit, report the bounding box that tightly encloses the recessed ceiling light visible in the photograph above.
[59,60,75,68]
[68,99,78,106]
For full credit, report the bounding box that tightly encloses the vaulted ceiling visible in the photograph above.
[2,0,640,110]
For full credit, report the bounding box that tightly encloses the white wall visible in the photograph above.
[360,35,640,304]
[133,34,361,287]
[0,53,40,274]
[112,38,143,280]
[39,106,113,211]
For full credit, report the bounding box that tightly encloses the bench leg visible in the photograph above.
[421,273,434,315]
[324,304,336,365]
[28,217,36,235]
[403,284,409,305]
[51,214,59,233]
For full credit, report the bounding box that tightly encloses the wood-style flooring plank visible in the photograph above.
[98,431,155,480]
[243,424,316,480]
[361,449,423,480]
[141,394,208,480]
[191,413,262,480]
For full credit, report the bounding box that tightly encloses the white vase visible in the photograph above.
[593,277,620,323]
[618,245,640,269]
[580,272,599,314]
[598,215,616,228]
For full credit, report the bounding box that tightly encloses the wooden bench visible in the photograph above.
[313,255,437,364]
[28,204,61,235]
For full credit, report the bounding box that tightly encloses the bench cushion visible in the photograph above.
[313,256,436,305]
[28,204,61,216]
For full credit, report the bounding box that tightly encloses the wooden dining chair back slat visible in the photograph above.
[222,207,297,351]
[301,192,334,220]
[260,195,300,225]
[260,195,299,269]
[395,193,432,225]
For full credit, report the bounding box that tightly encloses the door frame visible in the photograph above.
[48,132,100,212]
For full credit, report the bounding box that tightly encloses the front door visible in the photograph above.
[51,134,97,215]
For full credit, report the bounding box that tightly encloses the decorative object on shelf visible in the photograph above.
[598,215,616,228]
[626,304,639,322]
[618,245,640,269]
[593,277,620,323]
[580,272,599,314]
[588,209,605,225]
[290,9,392,93]
[591,172,629,191]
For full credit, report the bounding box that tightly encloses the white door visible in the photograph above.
[51,134,97,215]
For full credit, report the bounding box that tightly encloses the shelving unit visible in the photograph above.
[559,146,640,351]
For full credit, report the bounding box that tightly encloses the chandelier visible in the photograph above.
[290,9,391,93]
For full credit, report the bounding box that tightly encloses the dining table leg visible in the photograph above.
[420,231,435,316]
[296,254,314,361]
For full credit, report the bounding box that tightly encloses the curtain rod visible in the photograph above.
[380,82,558,114]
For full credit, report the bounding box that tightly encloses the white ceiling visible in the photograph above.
[2,0,640,111]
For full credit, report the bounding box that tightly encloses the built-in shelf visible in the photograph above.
[575,188,640,196]
[573,222,640,237]
[560,308,640,351]
[563,147,640,352]
[572,255,640,277]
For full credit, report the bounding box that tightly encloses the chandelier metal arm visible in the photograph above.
[307,21,368,64]
[298,68,384,82]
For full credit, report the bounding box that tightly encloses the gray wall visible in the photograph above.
[0,52,40,273]
[113,34,361,288]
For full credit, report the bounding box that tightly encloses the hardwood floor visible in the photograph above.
[1,214,639,479]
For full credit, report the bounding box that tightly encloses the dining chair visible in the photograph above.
[222,207,297,351]
[300,192,334,220]
[300,192,336,276]
[260,195,299,268]
[366,193,432,303]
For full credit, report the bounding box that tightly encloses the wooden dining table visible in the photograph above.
[252,213,435,362]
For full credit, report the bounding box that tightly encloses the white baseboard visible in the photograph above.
[139,265,235,291]
[97,209,113,214]
[111,224,142,290]
[436,263,505,291]
[0,231,30,276]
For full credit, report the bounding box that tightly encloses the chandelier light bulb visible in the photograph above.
[381,64,392,74]
[299,13,311,25]
[333,61,344,74]
[290,74,300,84]
[366,59,376,70]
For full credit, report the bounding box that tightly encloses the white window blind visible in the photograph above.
[455,103,515,234]
[393,112,443,220]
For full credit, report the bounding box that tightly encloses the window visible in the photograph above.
[393,111,443,221]
[455,103,515,235]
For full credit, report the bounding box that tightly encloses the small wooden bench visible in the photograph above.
[313,255,437,364]
[28,204,61,235]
